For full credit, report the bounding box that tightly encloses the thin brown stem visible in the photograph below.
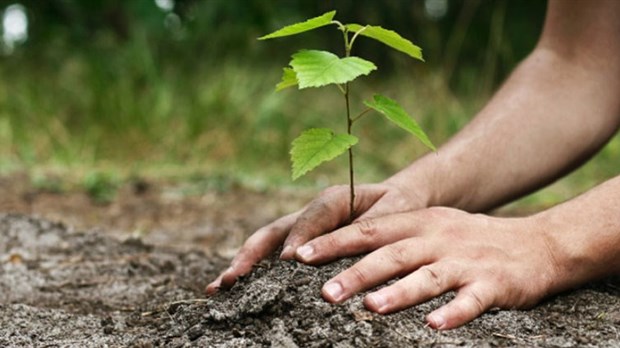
[351,108,372,124]
[345,83,355,223]
[341,27,356,223]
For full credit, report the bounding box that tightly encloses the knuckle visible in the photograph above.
[419,265,442,291]
[236,244,259,263]
[384,243,410,268]
[322,232,340,250]
[387,282,408,302]
[464,290,487,314]
[353,219,379,240]
[349,265,371,286]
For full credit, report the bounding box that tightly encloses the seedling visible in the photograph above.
[260,11,435,221]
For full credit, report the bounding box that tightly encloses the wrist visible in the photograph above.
[527,207,614,292]
[519,213,569,295]
[382,151,467,210]
[382,162,435,209]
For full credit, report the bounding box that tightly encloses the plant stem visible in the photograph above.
[345,83,355,223]
[342,29,356,223]
[351,108,372,123]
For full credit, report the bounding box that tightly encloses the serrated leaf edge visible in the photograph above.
[290,50,377,89]
[259,11,337,40]
[275,67,298,91]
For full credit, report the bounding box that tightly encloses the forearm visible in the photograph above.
[386,0,620,212]
[532,174,620,290]
[389,47,620,211]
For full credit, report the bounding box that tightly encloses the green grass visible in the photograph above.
[0,45,470,183]
[0,47,618,212]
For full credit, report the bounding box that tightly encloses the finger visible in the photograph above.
[205,273,224,295]
[426,285,492,330]
[363,262,461,314]
[295,213,418,264]
[221,211,300,286]
[321,238,436,303]
[205,211,300,293]
[282,185,386,259]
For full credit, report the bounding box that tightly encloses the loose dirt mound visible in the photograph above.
[0,214,618,347]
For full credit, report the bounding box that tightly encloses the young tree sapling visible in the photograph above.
[259,11,435,222]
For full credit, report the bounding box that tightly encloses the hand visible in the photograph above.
[295,207,560,329]
[205,182,427,294]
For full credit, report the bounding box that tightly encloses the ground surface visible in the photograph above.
[1,174,619,347]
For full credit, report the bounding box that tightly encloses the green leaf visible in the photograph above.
[290,128,358,180]
[276,67,298,91]
[290,50,376,89]
[346,24,424,61]
[259,11,336,40]
[364,94,435,151]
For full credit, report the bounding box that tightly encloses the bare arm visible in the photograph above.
[387,0,620,212]
[207,1,620,316]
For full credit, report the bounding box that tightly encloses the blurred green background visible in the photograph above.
[0,0,618,210]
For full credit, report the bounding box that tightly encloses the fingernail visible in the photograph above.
[366,293,388,312]
[427,312,446,330]
[280,245,293,259]
[296,244,314,261]
[206,279,222,295]
[322,282,344,302]
[206,285,218,295]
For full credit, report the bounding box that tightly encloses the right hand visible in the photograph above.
[205,182,427,294]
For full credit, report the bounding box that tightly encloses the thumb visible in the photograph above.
[355,190,421,222]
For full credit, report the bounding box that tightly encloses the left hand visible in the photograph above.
[293,207,561,329]
[206,182,423,294]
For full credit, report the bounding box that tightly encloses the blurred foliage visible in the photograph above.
[11,0,546,87]
[0,0,617,209]
[82,171,119,204]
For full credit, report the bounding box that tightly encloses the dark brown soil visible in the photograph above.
[0,174,619,347]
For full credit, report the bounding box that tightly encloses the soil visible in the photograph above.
[0,173,619,347]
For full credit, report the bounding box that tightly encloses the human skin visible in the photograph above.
[207,0,620,329]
